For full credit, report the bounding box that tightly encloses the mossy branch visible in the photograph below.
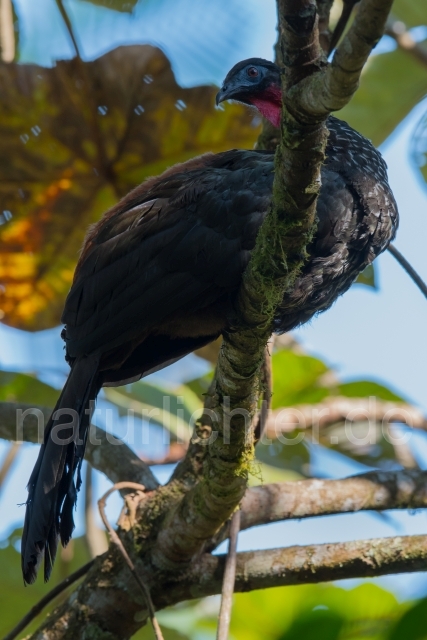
[23,1,396,638]
[151,0,327,571]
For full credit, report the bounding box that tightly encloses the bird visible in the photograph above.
[21,57,398,584]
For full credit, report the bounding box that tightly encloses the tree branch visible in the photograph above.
[131,395,427,466]
[0,402,159,490]
[30,534,427,639]
[151,0,326,572]
[23,1,397,638]
[185,535,427,597]
[216,509,241,640]
[328,0,359,55]
[316,0,334,52]
[264,396,427,436]
[26,461,426,639]
[295,0,394,116]
[209,469,427,548]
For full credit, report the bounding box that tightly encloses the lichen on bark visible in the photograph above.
[23,1,397,638]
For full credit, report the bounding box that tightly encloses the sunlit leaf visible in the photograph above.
[354,264,376,289]
[392,0,427,28]
[164,582,402,640]
[0,45,259,330]
[271,350,330,409]
[262,348,411,471]
[0,529,90,637]
[340,48,427,146]
[248,460,302,485]
[337,380,405,403]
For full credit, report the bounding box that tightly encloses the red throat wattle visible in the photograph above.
[250,85,282,128]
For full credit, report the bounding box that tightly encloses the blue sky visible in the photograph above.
[2,0,427,600]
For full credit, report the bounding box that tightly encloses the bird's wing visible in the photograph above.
[62,150,273,360]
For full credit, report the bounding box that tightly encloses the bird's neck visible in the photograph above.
[249,85,282,128]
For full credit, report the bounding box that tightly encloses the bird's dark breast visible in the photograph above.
[61,116,398,381]
[275,116,398,333]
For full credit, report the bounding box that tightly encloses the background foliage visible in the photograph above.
[1,0,427,638]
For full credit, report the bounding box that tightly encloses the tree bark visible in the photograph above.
[9,1,398,638]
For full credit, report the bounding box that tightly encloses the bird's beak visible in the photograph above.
[216,84,241,106]
[215,87,228,106]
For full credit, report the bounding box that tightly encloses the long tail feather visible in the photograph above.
[21,354,101,584]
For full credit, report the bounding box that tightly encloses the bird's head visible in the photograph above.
[216,58,282,128]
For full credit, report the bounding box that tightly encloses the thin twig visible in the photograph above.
[55,0,82,59]
[84,463,108,558]
[207,468,427,551]
[254,339,274,442]
[193,535,427,596]
[388,244,427,300]
[0,442,21,490]
[385,18,427,68]
[2,560,94,640]
[216,509,241,640]
[328,0,360,54]
[98,482,164,640]
[317,0,335,53]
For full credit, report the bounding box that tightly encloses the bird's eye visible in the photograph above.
[247,66,259,78]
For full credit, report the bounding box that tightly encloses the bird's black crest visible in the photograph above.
[222,58,280,84]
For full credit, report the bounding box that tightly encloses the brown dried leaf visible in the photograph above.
[0,45,260,330]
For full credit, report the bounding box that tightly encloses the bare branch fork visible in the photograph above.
[98,483,164,640]
[4,1,401,638]
[8,534,427,640]
[3,470,427,640]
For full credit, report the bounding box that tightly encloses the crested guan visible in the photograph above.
[22,58,398,584]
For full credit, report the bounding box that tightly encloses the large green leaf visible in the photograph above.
[262,348,412,471]
[1,527,189,640]
[0,530,91,638]
[271,350,330,408]
[388,597,427,640]
[248,460,302,485]
[392,0,427,27]
[340,48,427,146]
[161,582,403,640]
[279,609,344,640]
[184,371,214,402]
[354,264,377,289]
[0,370,58,406]
[337,380,405,403]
